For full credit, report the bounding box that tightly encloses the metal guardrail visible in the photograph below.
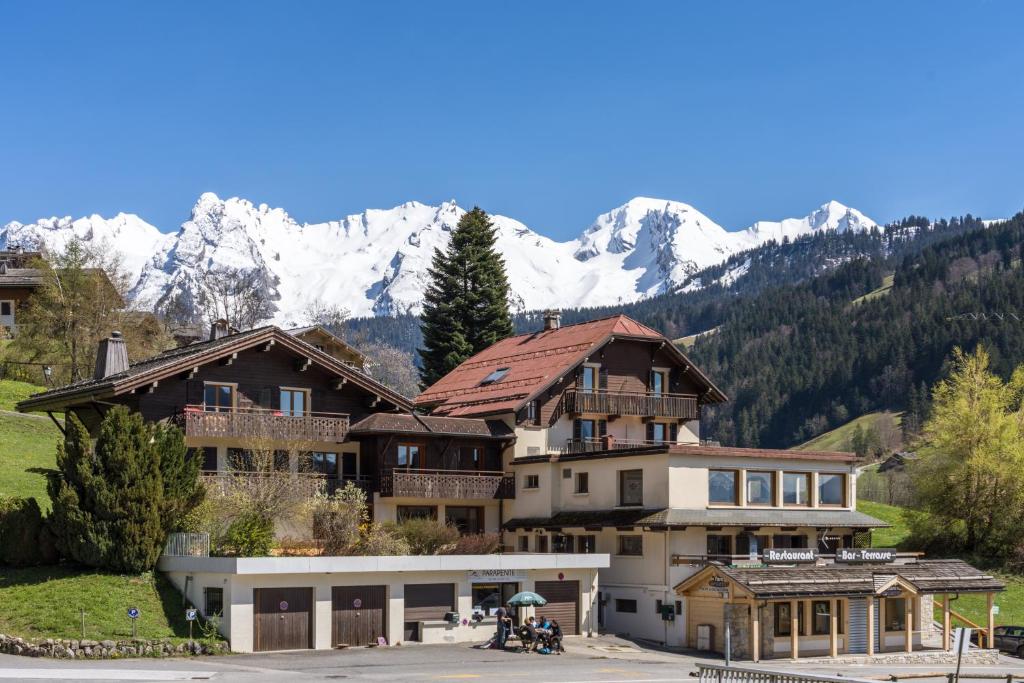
[164,532,210,557]
[695,663,878,683]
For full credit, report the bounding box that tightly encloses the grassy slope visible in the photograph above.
[856,500,911,549]
[851,273,895,305]
[793,412,902,452]
[0,565,222,644]
[0,381,60,509]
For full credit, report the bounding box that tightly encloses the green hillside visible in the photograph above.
[851,273,894,305]
[0,380,60,508]
[793,412,901,452]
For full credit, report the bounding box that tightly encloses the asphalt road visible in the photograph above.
[2,637,1024,683]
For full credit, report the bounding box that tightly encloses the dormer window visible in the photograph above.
[480,367,510,385]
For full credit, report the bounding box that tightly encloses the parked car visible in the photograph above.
[973,626,1024,657]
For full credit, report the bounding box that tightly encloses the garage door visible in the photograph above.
[254,587,313,651]
[686,597,725,653]
[332,585,387,647]
[535,580,580,635]
[404,583,455,641]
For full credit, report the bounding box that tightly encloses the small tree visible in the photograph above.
[154,423,205,536]
[49,408,164,573]
[418,207,514,387]
[198,266,275,331]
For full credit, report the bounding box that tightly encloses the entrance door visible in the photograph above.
[332,585,387,647]
[535,580,580,635]
[254,587,313,651]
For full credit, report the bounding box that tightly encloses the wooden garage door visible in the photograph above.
[254,587,313,651]
[535,580,580,635]
[332,585,387,647]
[687,597,725,653]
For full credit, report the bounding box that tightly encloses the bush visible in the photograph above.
[312,483,369,556]
[394,518,460,555]
[447,532,501,555]
[220,513,275,557]
[0,496,59,566]
[358,523,410,556]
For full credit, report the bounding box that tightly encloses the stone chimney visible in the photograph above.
[210,319,231,340]
[94,331,130,379]
[542,309,561,331]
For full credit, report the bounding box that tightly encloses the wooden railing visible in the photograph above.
[183,405,349,443]
[563,389,698,420]
[379,468,515,500]
[200,471,370,497]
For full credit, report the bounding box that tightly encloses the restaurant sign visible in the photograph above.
[836,548,896,563]
[764,548,818,564]
[467,569,526,584]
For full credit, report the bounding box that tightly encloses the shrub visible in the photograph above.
[447,532,501,555]
[220,512,275,557]
[358,523,410,556]
[312,483,369,556]
[394,518,460,555]
[0,496,59,566]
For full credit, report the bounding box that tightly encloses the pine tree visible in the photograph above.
[418,207,514,387]
[154,422,204,537]
[48,406,183,573]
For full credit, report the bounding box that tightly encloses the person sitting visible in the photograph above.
[549,619,564,654]
[520,616,539,652]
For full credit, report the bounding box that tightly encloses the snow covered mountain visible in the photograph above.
[0,194,877,324]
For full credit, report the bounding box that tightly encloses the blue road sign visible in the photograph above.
[185,608,197,621]
[127,607,140,619]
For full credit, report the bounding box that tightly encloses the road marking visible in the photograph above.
[434,676,482,680]
[0,670,216,681]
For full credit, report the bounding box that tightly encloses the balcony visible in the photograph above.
[183,405,350,443]
[200,471,371,497]
[563,389,698,420]
[561,436,670,455]
[379,468,515,500]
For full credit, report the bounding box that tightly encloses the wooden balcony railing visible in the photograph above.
[562,389,698,420]
[200,471,371,497]
[183,405,350,443]
[379,468,515,500]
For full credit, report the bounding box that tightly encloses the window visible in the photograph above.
[461,446,482,469]
[340,452,358,479]
[818,473,846,506]
[203,383,234,412]
[517,536,530,552]
[650,422,667,443]
[707,534,733,557]
[783,472,811,506]
[553,534,574,553]
[617,535,643,556]
[746,471,774,505]
[576,535,596,553]
[575,472,589,494]
[562,468,572,479]
[708,470,738,504]
[200,447,218,472]
[811,600,844,635]
[578,419,596,440]
[204,587,224,617]
[618,469,643,506]
[773,534,808,549]
[311,452,338,477]
[226,448,254,471]
[279,388,308,416]
[397,505,437,521]
[884,598,906,631]
[523,474,539,490]
[650,369,668,396]
[526,399,539,425]
[735,533,769,556]
[580,365,598,392]
[480,367,510,385]
[615,599,638,613]
[774,603,793,637]
[0,301,11,317]
[655,599,663,614]
[446,506,484,534]
[397,443,421,468]
[473,583,519,616]
[537,535,549,553]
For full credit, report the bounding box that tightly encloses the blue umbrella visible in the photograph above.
[507,591,547,607]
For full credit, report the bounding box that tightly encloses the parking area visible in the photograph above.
[1,636,1023,683]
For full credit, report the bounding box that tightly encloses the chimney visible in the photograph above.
[210,319,231,340]
[94,331,130,379]
[542,309,561,331]
[0,261,7,275]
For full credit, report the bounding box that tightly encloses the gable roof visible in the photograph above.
[415,314,727,417]
[286,326,367,364]
[16,326,413,413]
[674,560,1005,599]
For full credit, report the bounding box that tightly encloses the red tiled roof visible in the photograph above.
[669,444,856,462]
[415,314,726,417]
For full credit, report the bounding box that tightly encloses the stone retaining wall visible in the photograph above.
[824,649,1001,666]
[0,633,229,659]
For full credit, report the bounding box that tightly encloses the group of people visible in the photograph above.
[493,606,564,654]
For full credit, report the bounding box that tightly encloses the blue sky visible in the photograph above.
[1,1,1022,239]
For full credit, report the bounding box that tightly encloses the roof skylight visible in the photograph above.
[480,367,510,385]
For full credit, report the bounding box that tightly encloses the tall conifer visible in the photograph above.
[418,207,514,387]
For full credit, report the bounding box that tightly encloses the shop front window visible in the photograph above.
[885,598,907,632]
[774,603,792,637]
[746,471,774,505]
